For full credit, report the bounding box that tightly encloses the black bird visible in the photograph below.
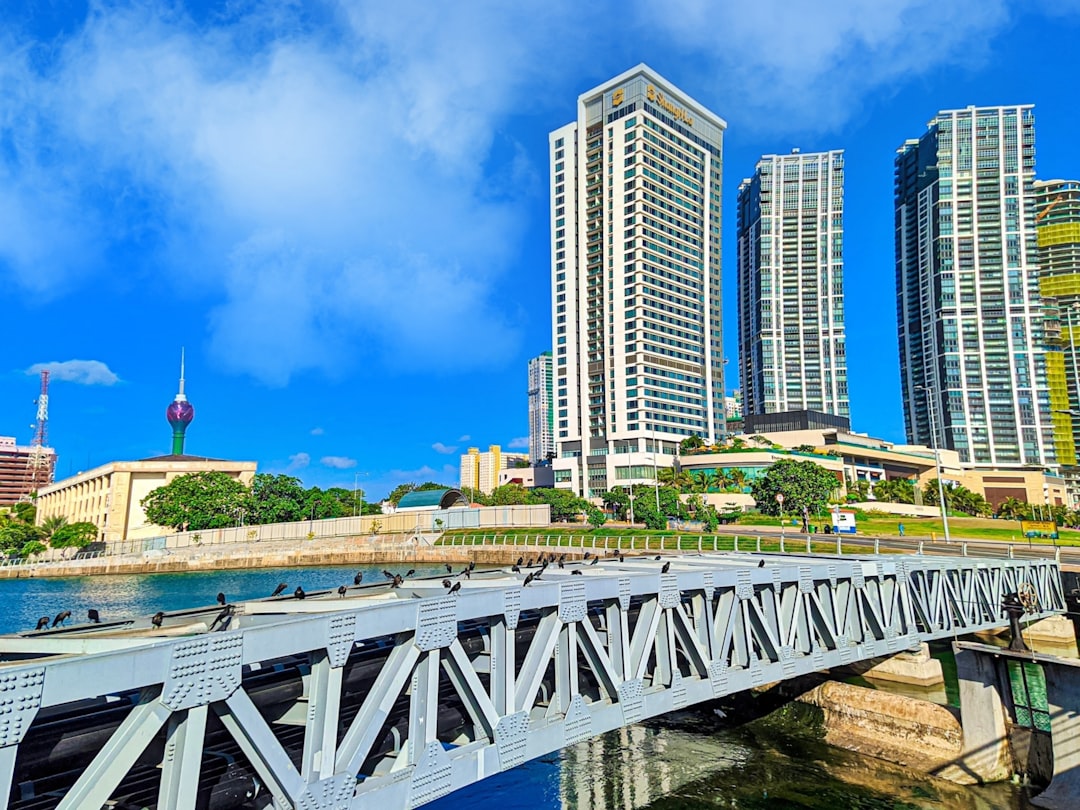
[654,555,662,561]
[584,551,591,560]
[217,592,227,606]
[468,560,476,571]
[619,554,625,563]
[445,563,453,574]
[87,609,100,623]
[463,569,472,579]
[557,557,565,569]
[391,574,404,588]
[571,569,583,575]
[758,559,766,568]
[559,554,566,563]
[337,585,347,597]
[448,581,461,595]
[382,570,396,580]
[34,616,49,631]
[354,572,364,585]
[516,556,524,567]
[523,572,537,587]
[294,586,306,600]
[52,610,71,628]
[271,582,288,597]
[526,558,534,567]
[405,569,416,578]
[511,565,521,573]
[661,561,671,574]
[151,611,165,628]
[209,605,234,631]
[590,556,599,566]
[442,579,452,588]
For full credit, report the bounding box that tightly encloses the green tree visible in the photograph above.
[631,494,666,529]
[529,488,588,522]
[20,540,47,557]
[752,459,840,532]
[586,505,607,528]
[49,521,98,549]
[680,433,705,453]
[600,488,630,520]
[700,503,720,532]
[997,497,1030,521]
[459,486,490,506]
[40,515,68,542]
[141,471,250,531]
[488,484,532,506]
[249,474,307,524]
[0,519,43,553]
[11,502,36,524]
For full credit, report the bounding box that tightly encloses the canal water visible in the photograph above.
[2,567,1038,809]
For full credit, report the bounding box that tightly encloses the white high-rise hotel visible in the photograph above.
[737,150,849,418]
[896,105,1054,467]
[549,66,726,497]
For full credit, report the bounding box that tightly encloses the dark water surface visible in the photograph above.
[4,567,1037,808]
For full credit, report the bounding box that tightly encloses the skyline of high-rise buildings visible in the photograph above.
[737,149,849,419]
[527,351,554,465]
[895,105,1055,469]
[548,65,727,497]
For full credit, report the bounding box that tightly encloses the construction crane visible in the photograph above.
[1036,194,1065,223]
[23,370,53,497]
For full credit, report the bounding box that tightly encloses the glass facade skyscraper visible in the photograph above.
[895,105,1054,467]
[737,149,848,418]
[527,351,554,464]
[549,65,726,497]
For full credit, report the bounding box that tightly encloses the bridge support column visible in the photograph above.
[946,647,1013,784]
[864,643,943,687]
[1031,659,1080,808]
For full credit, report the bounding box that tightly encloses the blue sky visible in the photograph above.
[3,0,1080,501]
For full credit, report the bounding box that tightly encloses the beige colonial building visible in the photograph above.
[35,455,257,544]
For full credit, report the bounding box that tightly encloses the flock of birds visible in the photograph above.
[28,552,735,633]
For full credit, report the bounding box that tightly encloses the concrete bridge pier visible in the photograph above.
[1031,656,1080,809]
[945,646,1013,784]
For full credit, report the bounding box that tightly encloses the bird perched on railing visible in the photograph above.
[151,611,165,628]
[271,582,288,597]
[87,609,100,623]
[52,610,71,628]
[209,605,234,632]
[34,616,49,631]
[661,561,671,574]
[354,572,364,585]
[447,581,461,595]
[337,585,347,597]
[590,557,599,566]
[294,586,306,600]
[216,592,227,606]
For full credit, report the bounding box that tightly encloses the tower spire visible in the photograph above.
[166,349,195,455]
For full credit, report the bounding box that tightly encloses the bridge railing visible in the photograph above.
[0,552,1065,810]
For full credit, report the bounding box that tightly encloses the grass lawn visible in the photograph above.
[736,511,1080,547]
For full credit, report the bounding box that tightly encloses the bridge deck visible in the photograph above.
[0,551,1065,810]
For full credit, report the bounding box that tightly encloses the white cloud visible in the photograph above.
[27,359,119,385]
[432,442,458,455]
[458,435,471,442]
[310,427,324,436]
[507,436,530,450]
[639,0,1012,131]
[321,455,357,469]
[287,452,311,471]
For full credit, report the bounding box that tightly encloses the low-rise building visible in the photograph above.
[460,445,530,495]
[35,454,257,544]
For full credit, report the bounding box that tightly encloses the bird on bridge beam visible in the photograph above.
[354,572,364,585]
[469,560,476,571]
[590,556,599,566]
[511,564,521,573]
[87,609,100,623]
[217,592,227,606]
[571,569,583,575]
[405,569,416,578]
[661,561,671,574]
[442,579,452,588]
[523,572,537,587]
[557,557,564,569]
[209,605,234,631]
[516,556,524,567]
[294,586,306,600]
[390,574,404,588]
[52,610,71,628]
[34,616,49,631]
[584,551,591,559]
[271,582,288,597]
[448,581,461,595]
[151,611,165,628]
[382,570,396,580]
[337,585,347,597]
[445,563,453,574]
[758,559,766,568]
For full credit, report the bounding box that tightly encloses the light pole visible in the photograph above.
[650,451,660,513]
[916,383,951,544]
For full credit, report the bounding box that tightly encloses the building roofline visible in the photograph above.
[578,63,728,130]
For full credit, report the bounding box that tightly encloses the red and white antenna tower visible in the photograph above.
[24,371,53,496]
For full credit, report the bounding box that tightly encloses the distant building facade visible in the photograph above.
[895,105,1054,468]
[549,64,726,498]
[527,352,555,464]
[35,455,257,545]
[738,150,849,419]
[0,436,56,506]
[459,445,529,495]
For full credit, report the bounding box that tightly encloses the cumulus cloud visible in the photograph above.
[27,360,119,385]
[287,452,311,471]
[507,436,530,450]
[431,442,458,455]
[321,455,357,469]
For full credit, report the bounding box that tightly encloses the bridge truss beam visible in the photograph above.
[0,552,1065,809]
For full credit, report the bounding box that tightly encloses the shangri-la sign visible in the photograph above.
[612,84,695,128]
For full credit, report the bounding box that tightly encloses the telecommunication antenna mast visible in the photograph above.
[24,370,53,495]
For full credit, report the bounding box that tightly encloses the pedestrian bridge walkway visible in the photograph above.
[0,551,1065,809]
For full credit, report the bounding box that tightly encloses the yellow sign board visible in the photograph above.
[1020,520,1058,538]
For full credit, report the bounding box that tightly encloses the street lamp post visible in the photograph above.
[916,384,951,544]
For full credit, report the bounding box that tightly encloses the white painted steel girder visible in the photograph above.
[0,552,1065,810]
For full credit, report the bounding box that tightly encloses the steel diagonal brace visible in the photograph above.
[669,606,710,677]
[215,688,307,809]
[336,637,422,777]
[514,610,562,713]
[629,599,662,681]
[56,688,172,810]
[576,617,622,699]
[158,704,208,810]
[443,639,500,740]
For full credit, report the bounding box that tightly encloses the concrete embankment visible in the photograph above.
[0,539,586,579]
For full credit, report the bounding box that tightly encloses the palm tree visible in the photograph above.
[728,469,748,492]
[40,515,68,543]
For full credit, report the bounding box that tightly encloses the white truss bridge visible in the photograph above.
[0,551,1065,810]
